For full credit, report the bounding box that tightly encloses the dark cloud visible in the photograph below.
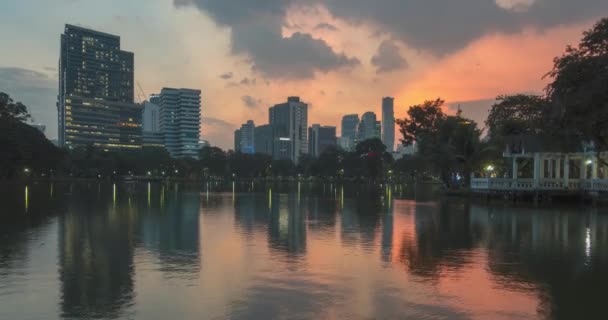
[203,116,233,128]
[0,67,57,138]
[219,72,233,80]
[322,0,608,55]
[314,22,339,31]
[241,95,261,108]
[240,77,256,85]
[371,40,408,73]
[174,0,360,79]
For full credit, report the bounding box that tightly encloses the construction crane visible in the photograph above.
[136,82,147,103]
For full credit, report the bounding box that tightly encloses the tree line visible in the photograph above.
[1,17,607,186]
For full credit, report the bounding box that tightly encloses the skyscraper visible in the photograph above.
[254,124,274,156]
[159,88,201,159]
[358,112,381,141]
[234,129,241,152]
[308,124,337,158]
[235,120,255,154]
[269,97,308,163]
[382,97,395,152]
[58,24,141,150]
[340,114,359,151]
[142,98,160,132]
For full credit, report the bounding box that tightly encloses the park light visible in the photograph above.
[24,168,30,173]
[586,159,593,166]
[147,171,151,176]
[485,165,495,172]
[175,169,179,174]
[162,171,166,175]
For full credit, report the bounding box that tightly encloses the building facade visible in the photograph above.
[269,97,308,163]
[308,124,337,158]
[382,97,395,152]
[235,120,255,154]
[58,24,141,150]
[254,124,274,156]
[341,114,359,142]
[358,112,381,141]
[159,88,201,159]
[142,99,160,133]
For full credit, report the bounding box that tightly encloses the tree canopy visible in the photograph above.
[0,92,31,122]
[546,17,608,151]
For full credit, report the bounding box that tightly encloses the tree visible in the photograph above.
[396,98,445,147]
[396,98,485,187]
[199,146,227,177]
[0,92,31,122]
[546,17,608,152]
[486,94,548,138]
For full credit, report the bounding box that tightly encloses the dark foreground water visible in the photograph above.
[1,182,607,320]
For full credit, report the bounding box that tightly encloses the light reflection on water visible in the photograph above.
[0,182,607,319]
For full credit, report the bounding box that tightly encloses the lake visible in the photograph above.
[1,182,607,319]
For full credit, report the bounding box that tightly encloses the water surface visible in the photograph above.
[1,182,607,319]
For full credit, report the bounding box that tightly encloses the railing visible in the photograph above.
[471,178,608,192]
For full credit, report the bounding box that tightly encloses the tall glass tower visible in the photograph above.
[58,24,141,149]
[382,97,395,152]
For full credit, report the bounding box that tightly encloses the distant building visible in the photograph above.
[269,97,308,163]
[198,140,210,149]
[159,88,201,159]
[254,124,274,156]
[393,142,417,159]
[29,123,46,134]
[337,136,355,152]
[142,131,164,148]
[58,24,141,150]
[358,112,381,141]
[235,120,255,154]
[142,99,160,133]
[382,97,395,152]
[341,114,359,143]
[234,129,241,152]
[308,124,337,157]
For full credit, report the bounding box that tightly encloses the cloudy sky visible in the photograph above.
[1,0,606,149]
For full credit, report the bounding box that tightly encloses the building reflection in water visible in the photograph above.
[58,183,201,318]
[58,184,136,319]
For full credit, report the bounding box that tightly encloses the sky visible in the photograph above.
[1,0,606,149]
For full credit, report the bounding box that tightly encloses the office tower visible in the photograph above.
[142,96,160,132]
[382,97,395,152]
[308,124,337,158]
[58,24,141,150]
[269,97,308,163]
[159,88,201,159]
[254,124,274,156]
[234,129,241,152]
[337,137,354,151]
[341,114,359,141]
[235,120,255,154]
[358,112,381,141]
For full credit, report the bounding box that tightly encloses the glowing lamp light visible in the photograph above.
[586,159,593,166]
[485,165,495,172]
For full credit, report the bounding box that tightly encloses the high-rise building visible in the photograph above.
[58,24,141,150]
[234,129,241,152]
[254,124,274,156]
[382,97,395,152]
[269,97,308,163]
[337,136,355,151]
[341,114,359,141]
[159,88,201,159]
[235,120,255,154]
[358,112,381,141]
[142,94,160,132]
[308,124,337,158]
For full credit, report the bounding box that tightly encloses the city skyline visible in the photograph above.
[2,0,607,149]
